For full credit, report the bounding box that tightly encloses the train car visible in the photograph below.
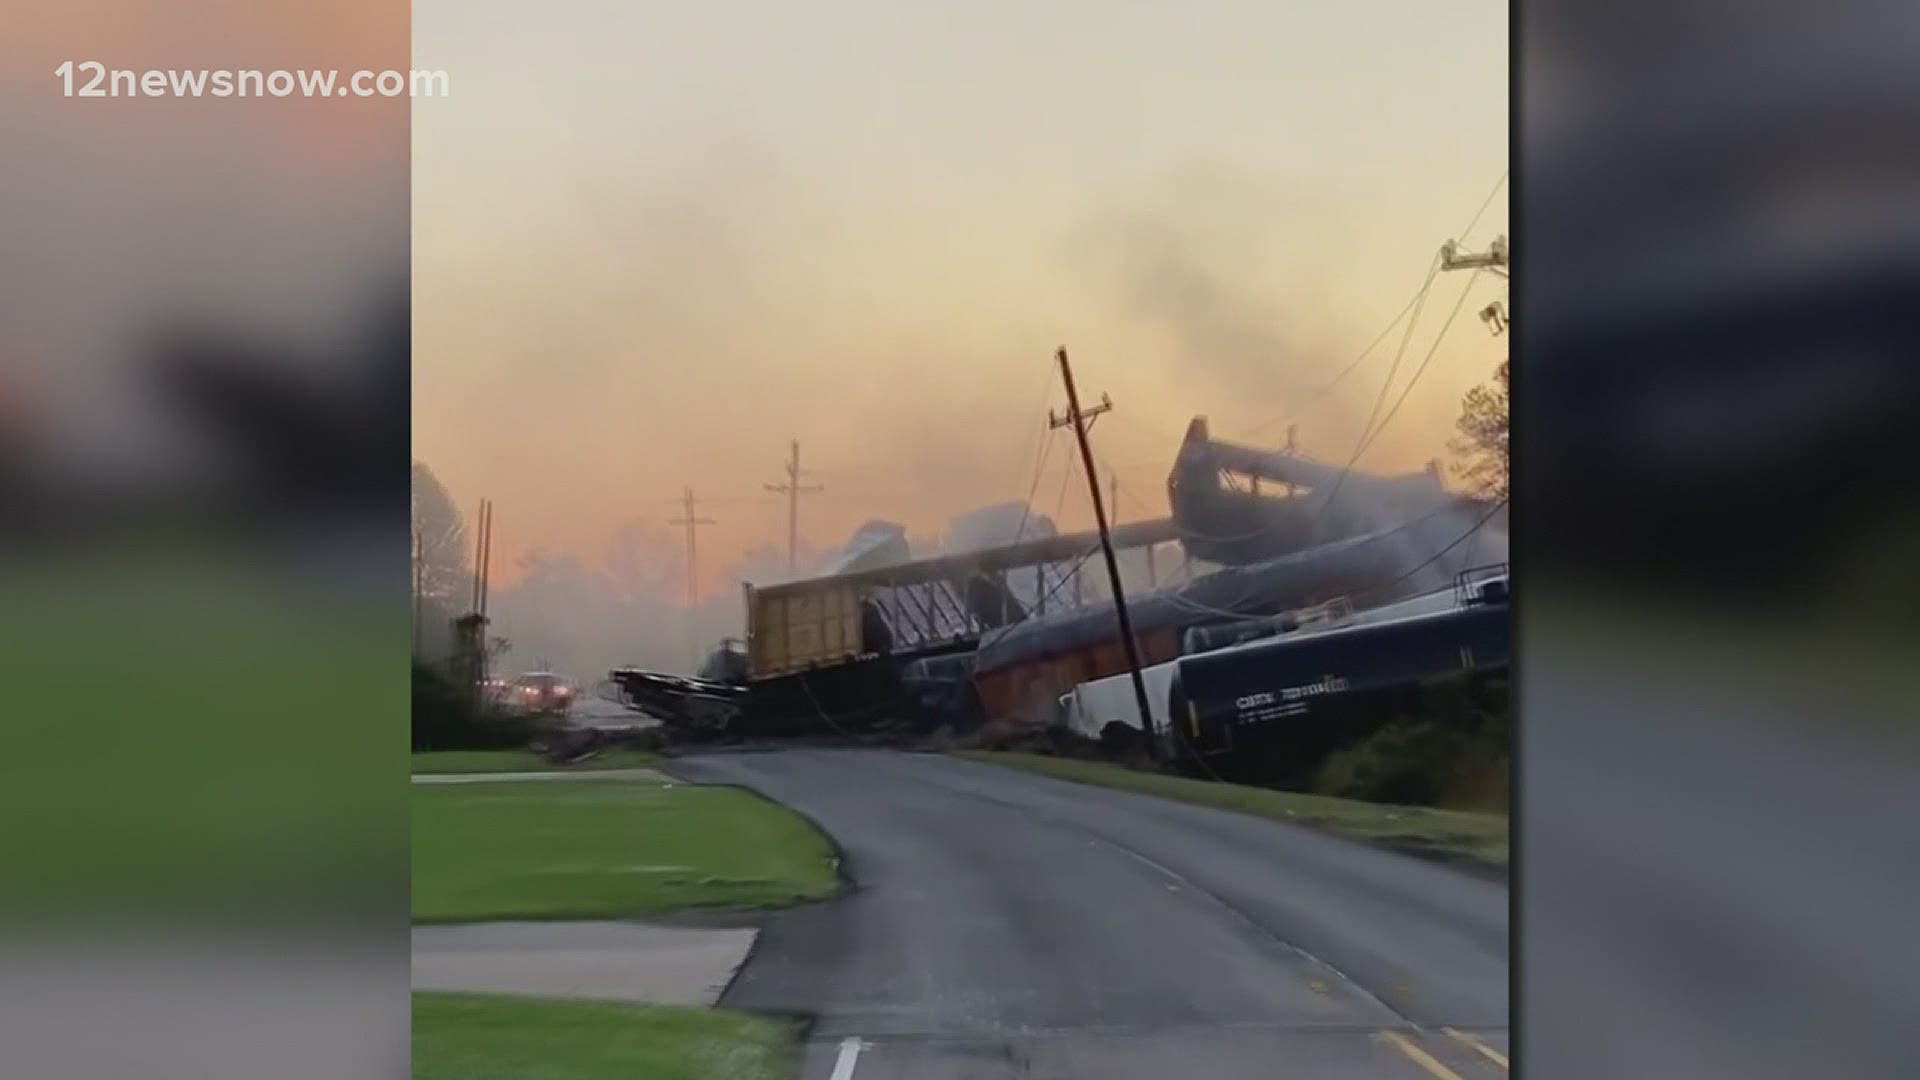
[1165,597,1509,778]
[1057,660,1179,744]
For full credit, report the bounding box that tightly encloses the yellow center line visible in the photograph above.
[1443,1027,1509,1069]
[1378,1031,1468,1080]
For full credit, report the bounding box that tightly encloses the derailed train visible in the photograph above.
[1052,573,1509,779]
[608,415,1508,757]
[1163,586,1508,779]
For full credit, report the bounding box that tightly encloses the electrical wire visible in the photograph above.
[1160,258,1447,552]
[1457,169,1508,245]
[1343,497,1507,609]
[977,546,1101,651]
[1336,268,1486,473]
[1050,438,1079,524]
[1242,169,1502,444]
[1004,424,1057,552]
[1245,275,1434,441]
[1241,166,1507,499]
[996,352,1071,548]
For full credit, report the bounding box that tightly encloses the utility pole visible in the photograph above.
[1441,234,1509,337]
[1440,234,1508,277]
[467,499,495,619]
[1050,347,1159,759]
[477,499,494,686]
[461,498,494,693]
[669,488,717,669]
[764,439,823,576]
[471,498,486,613]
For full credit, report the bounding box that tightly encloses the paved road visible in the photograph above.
[672,750,1508,1080]
[565,693,662,730]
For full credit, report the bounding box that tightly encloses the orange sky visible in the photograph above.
[412,0,1509,596]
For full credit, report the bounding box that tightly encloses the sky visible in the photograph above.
[411,0,1509,599]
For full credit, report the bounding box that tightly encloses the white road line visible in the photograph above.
[828,1036,869,1080]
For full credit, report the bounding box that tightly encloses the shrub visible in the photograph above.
[1312,673,1509,810]
[411,661,538,751]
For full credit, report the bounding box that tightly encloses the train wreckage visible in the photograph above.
[610,416,1509,758]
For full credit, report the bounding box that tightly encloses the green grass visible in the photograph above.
[412,749,661,774]
[413,992,799,1080]
[412,778,839,922]
[955,751,1509,866]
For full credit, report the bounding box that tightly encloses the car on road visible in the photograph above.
[506,671,573,716]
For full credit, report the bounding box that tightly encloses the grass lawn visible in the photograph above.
[413,992,798,1080]
[955,751,1508,866]
[412,777,839,922]
[412,748,661,774]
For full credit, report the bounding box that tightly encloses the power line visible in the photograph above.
[1247,277,1434,440]
[1244,169,1504,444]
[976,543,1102,650]
[1353,497,1508,604]
[999,354,1069,545]
[1353,253,1445,469]
[1005,424,1057,552]
[1050,438,1078,523]
[1313,262,1481,521]
[1340,269,1486,470]
[1457,169,1508,244]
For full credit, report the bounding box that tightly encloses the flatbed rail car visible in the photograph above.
[1164,596,1509,778]
[605,669,749,733]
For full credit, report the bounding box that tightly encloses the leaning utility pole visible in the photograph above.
[669,488,718,669]
[764,439,823,576]
[1050,347,1159,759]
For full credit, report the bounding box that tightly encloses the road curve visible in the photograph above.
[670,749,1508,1080]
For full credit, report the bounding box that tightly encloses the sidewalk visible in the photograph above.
[412,921,756,1007]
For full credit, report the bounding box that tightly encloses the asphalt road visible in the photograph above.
[671,750,1508,1080]
[564,693,662,730]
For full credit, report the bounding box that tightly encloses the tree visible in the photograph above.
[412,461,470,603]
[413,461,472,659]
[1451,358,1509,501]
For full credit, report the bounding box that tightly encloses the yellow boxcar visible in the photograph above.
[745,581,866,678]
